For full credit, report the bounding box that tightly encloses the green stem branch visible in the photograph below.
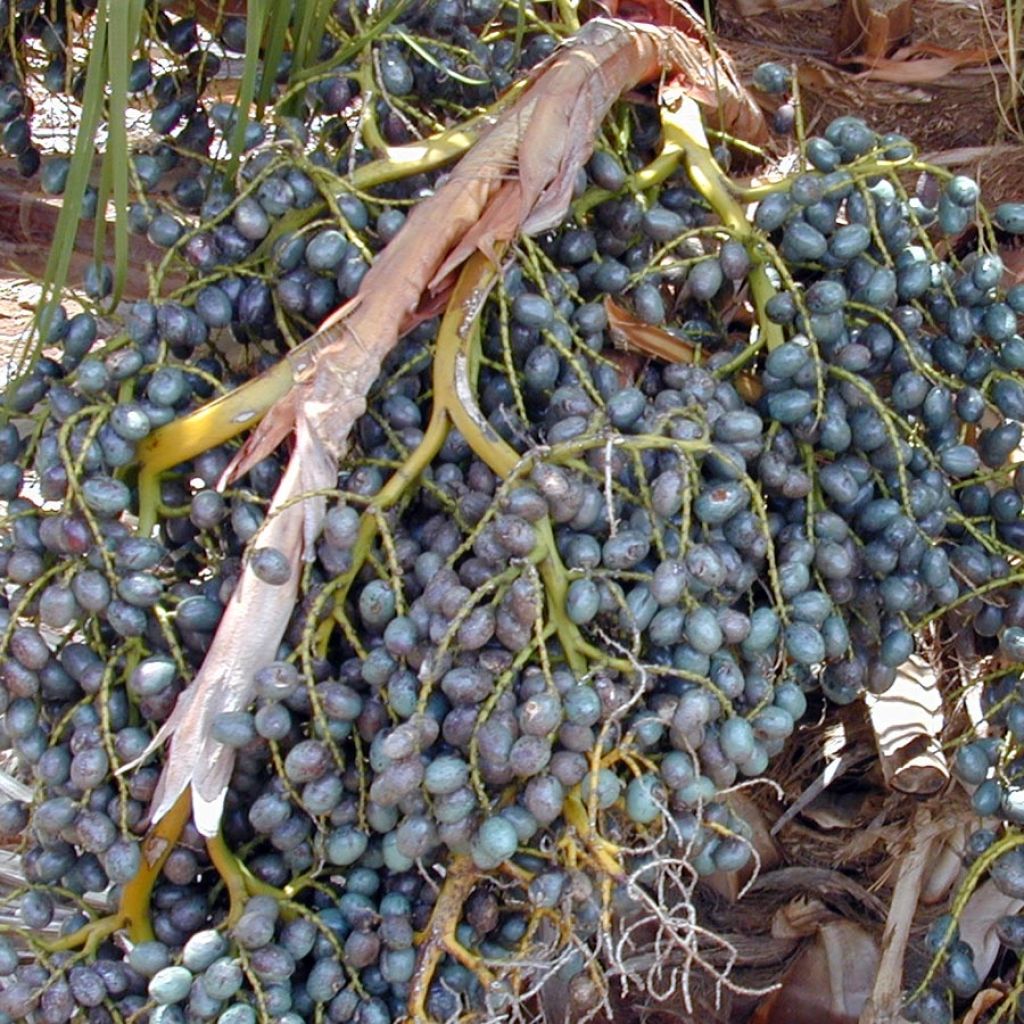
[670,97,785,352]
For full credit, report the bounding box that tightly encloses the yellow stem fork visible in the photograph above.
[43,789,192,951]
[668,97,785,353]
[403,856,491,1022]
[136,359,295,534]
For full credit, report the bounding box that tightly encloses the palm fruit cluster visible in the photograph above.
[2,4,1024,1024]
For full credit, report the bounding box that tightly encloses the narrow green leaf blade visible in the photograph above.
[16,2,110,381]
[225,0,271,181]
[256,0,293,115]
[105,0,145,308]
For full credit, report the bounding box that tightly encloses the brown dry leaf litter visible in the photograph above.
[717,0,1024,200]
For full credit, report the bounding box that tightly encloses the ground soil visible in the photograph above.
[0,279,39,374]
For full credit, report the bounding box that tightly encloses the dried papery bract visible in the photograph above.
[752,918,880,1024]
[958,880,1024,982]
[137,15,766,835]
[136,441,324,836]
[859,807,938,1023]
[605,295,699,363]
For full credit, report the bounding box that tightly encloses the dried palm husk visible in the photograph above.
[752,918,881,1024]
[717,0,842,55]
[858,806,939,1023]
[754,619,983,895]
[963,987,1012,1024]
[866,653,948,796]
[761,703,900,867]
[836,0,914,60]
[920,818,971,905]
